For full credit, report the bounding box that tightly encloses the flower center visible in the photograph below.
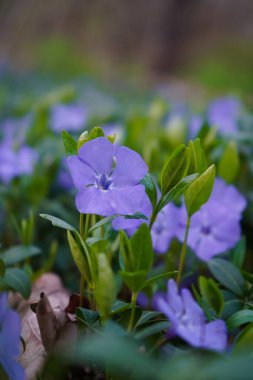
[96,172,113,191]
[201,225,211,235]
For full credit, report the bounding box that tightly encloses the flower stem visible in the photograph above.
[79,274,85,307]
[79,213,87,307]
[84,214,90,239]
[176,216,191,286]
[128,292,138,332]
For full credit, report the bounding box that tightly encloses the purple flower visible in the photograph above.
[207,97,241,136]
[112,193,152,235]
[0,293,25,380]
[0,142,38,184]
[188,115,203,140]
[1,115,33,144]
[67,137,148,216]
[156,279,227,351]
[102,123,124,144]
[112,186,180,254]
[50,103,87,133]
[151,203,180,254]
[177,178,246,261]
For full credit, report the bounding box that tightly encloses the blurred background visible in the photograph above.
[0,0,253,99]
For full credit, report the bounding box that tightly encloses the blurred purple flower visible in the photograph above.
[188,115,203,140]
[207,97,241,136]
[0,293,25,380]
[0,142,38,184]
[112,186,179,253]
[57,158,75,191]
[67,137,148,216]
[1,114,33,144]
[102,123,124,144]
[176,178,246,261]
[156,279,227,351]
[50,103,87,133]
[151,203,180,254]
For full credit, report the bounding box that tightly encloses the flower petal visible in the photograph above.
[204,320,227,351]
[112,146,148,186]
[109,185,147,215]
[76,187,115,216]
[67,155,95,189]
[78,137,114,174]
[0,355,25,380]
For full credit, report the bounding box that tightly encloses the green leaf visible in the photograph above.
[0,245,41,266]
[67,230,91,282]
[144,271,177,287]
[227,310,253,331]
[119,270,147,293]
[218,141,240,183]
[141,173,157,209]
[78,127,105,150]
[199,276,224,317]
[88,213,147,233]
[111,300,131,315]
[208,258,245,297]
[135,321,170,340]
[161,144,190,195]
[40,214,76,232]
[119,230,134,272]
[230,237,246,268]
[188,138,207,174]
[151,174,198,225]
[0,259,5,277]
[62,130,77,156]
[185,164,216,217]
[95,253,116,319]
[136,311,163,328]
[234,323,253,350]
[130,223,153,273]
[0,268,31,299]
[76,307,100,325]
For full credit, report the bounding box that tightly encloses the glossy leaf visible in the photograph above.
[199,276,224,317]
[130,223,153,273]
[0,268,31,299]
[227,310,253,331]
[62,130,77,156]
[188,138,207,174]
[141,173,157,209]
[40,214,76,232]
[161,144,190,195]
[119,270,147,293]
[67,230,91,282]
[208,258,245,297]
[0,245,41,266]
[185,164,216,217]
[218,141,239,183]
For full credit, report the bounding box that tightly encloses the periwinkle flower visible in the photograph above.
[176,178,246,261]
[156,279,227,351]
[207,97,241,136]
[50,103,87,133]
[0,293,25,380]
[113,196,180,254]
[67,137,148,216]
[0,142,38,184]
[151,203,180,254]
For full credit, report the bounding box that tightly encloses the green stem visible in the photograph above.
[176,216,191,286]
[128,292,138,332]
[79,274,85,307]
[79,213,84,237]
[84,214,90,239]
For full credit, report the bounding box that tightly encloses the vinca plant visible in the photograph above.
[1,71,253,380]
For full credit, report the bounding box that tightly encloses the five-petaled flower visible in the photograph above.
[67,137,148,216]
[156,279,227,352]
[176,178,246,261]
[0,293,25,380]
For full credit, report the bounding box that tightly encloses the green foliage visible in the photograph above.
[199,276,224,317]
[94,253,116,319]
[208,258,245,297]
[218,141,240,183]
[0,268,31,299]
[62,130,77,156]
[185,164,216,217]
[161,144,190,195]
